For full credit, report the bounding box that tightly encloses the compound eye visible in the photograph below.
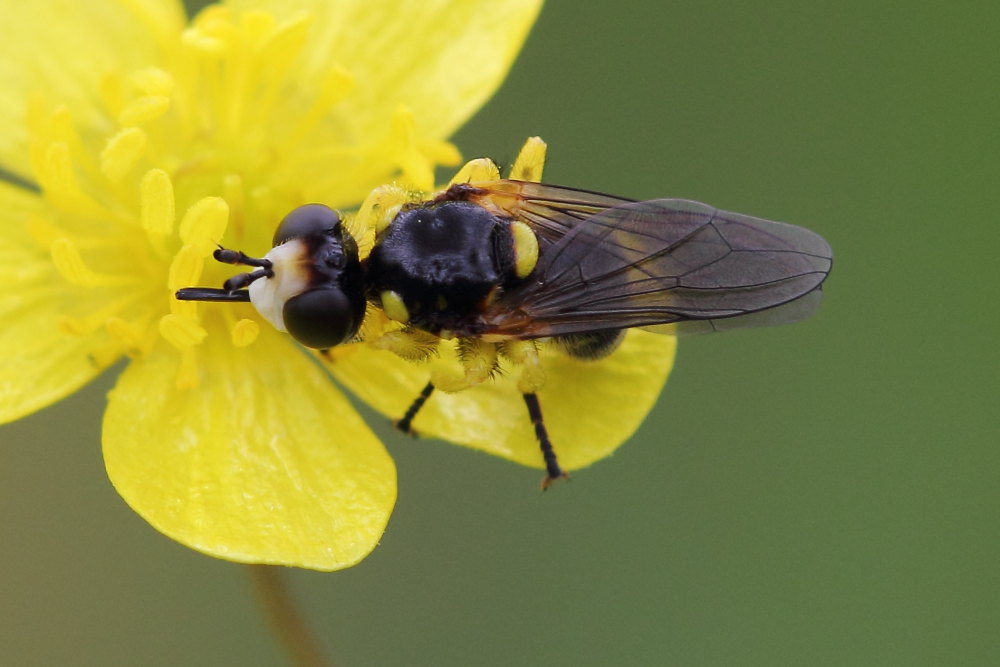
[282,288,361,349]
[273,204,341,246]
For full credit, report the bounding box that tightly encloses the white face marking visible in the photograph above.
[248,239,311,332]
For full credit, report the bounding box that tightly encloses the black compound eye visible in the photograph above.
[282,288,362,349]
[273,204,341,246]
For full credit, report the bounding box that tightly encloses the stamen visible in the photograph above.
[44,107,77,146]
[221,174,245,239]
[240,9,276,44]
[129,67,174,97]
[99,73,125,119]
[389,105,434,191]
[168,245,205,292]
[105,317,149,354]
[25,214,64,249]
[101,127,148,183]
[175,348,200,390]
[231,319,260,347]
[181,27,228,56]
[448,158,500,185]
[58,293,148,336]
[179,196,230,255]
[38,142,79,198]
[140,169,176,238]
[256,11,312,70]
[118,96,171,126]
[354,184,410,246]
[34,141,110,218]
[88,339,126,371]
[50,238,99,288]
[510,136,547,182]
[159,313,208,350]
[285,64,354,147]
[423,140,462,167]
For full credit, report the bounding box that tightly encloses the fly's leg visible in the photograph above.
[523,392,569,490]
[431,339,498,392]
[395,381,434,436]
[498,341,566,488]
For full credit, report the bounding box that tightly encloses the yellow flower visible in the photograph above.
[0,0,675,571]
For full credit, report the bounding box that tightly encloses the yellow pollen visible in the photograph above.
[510,220,539,278]
[380,290,410,323]
[179,197,230,256]
[510,136,548,182]
[501,340,546,393]
[140,169,176,238]
[432,339,498,392]
[159,313,208,350]
[168,245,205,292]
[357,184,410,238]
[118,95,171,126]
[101,127,147,183]
[449,158,500,185]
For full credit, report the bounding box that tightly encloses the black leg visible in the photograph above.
[175,287,252,302]
[222,267,273,291]
[213,247,272,268]
[523,392,569,489]
[395,382,435,435]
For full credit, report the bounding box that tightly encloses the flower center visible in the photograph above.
[21,4,460,388]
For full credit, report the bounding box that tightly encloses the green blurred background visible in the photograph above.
[2,1,997,665]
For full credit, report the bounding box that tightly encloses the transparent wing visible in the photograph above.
[476,198,833,338]
[456,180,633,248]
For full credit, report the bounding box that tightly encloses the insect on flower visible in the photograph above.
[177,169,832,488]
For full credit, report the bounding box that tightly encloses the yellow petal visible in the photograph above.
[0,183,111,422]
[226,0,539,137]
[103,328,396,570]
[331,330,676,472]
[223,0,541,202]
[0,0,185,178]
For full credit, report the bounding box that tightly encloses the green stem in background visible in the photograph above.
[247,565,332,667]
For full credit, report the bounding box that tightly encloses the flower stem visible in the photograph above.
[247,565,332,667]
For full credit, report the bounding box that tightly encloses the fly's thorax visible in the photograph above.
[365,200,537,335]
